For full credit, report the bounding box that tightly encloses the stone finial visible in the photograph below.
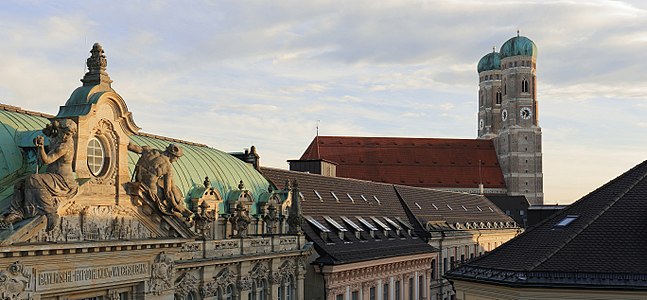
[238,180,245,190]
[81,42,113,86]
[203,176,211,189]
[287,179,303,235]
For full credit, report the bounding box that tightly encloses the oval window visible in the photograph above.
[87,138,105,176]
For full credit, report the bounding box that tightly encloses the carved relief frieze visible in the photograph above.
[249,263,270,281]
[149,252,174,295]
[0,262,31,300]
[29,205,152,243]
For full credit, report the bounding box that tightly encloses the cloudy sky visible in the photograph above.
[1,0,646,204]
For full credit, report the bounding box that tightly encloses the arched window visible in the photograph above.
[479,91,483,107]
[496,90,502,105]
[278,276,295,300]
[175,292,197,300]
[522,78,529,93]
[251,279,267,300]
[503,82,507,95]
[224,285,235,300]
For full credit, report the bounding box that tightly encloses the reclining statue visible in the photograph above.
[0,119,79,231]
[128,143,193,221]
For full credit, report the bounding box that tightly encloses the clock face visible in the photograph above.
[501,109,508,121]
[520,107,532,120]
[479,119,484,130]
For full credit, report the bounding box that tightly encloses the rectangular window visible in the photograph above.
[395,281,401,300]
[450,256,455,270]
[352,291,359,300]
[431,259,436,280]
[461,254,465,263]
[383,283,389,300]
[370,287,376,300]
[408,278,414,300]
[336,294,344,300]
[418,275,424,299]
[443,258,447,274]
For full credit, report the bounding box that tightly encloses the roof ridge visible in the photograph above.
[0,103,55,119]
[259,166,400,188]
[528,164,647,271]
[136,132,208,148]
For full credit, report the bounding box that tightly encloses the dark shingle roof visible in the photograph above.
[447,160,647,289]
[298,136,506,189]
[261,167,435,265]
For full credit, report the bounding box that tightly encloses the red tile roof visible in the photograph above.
[299,136,506,189]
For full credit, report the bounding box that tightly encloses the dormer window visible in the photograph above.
[305,215,331,241]
[370,216,392,238]
[341,216,364,239]
[357,216,378,238]
[324,216,349,241]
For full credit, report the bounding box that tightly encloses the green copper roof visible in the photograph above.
[500,36,537,59]
[127,134,273,214]
[477,52,501,73]
[0,109,50,209]
[56,85,112,118]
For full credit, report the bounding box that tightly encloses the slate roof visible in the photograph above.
[395,185,516,227]
[446,160,647,289]
[298,136,506,189]
[261,167,435,265]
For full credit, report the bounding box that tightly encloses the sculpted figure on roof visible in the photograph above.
[128,143,193,221]
[0,118,79,231]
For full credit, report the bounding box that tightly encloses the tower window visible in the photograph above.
[522,78,529,93]
[496,91,502,105]
[503,83,507,95]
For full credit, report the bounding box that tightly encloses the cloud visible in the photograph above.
[0,0,646,203]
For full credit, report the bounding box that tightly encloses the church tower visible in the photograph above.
[477,49,503,139]
[478,33,543,205]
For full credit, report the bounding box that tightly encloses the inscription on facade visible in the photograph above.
[36,263,149,290]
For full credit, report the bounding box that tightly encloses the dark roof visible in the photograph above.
[395,185,515,226]
[447,160,647,289]
[485,195,530,227]
[298,136,506,189]
[260,167,435,265]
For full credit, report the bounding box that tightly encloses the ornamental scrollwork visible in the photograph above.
[0,262,31,300]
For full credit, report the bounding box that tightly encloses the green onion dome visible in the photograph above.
[477,52,501,73]
[500,35,537,59]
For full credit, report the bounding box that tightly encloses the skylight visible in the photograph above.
[346,193,355,203]
[324,216,348,232]
[360,195,368,202]
[488,206,494,212]
[383,217,402,230]
[415,202,422,209]
[331,191,340,202]
[476,206,482,211]
[373,195,381,205]
[341,216,364,231]
[395,217,414,230]
[356,216,379,231]
[461,205,467,211]
[299,192,305,201]
[554,215,579,228]
[305,216,331,232]
[314,190,322,201]
[370,216,392,231]
[432,203,438,210]
[447,204,453,211]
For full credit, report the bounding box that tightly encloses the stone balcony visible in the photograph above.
[176,235,307,261]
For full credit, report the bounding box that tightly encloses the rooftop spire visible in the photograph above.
[517,29,520,37]
[81,42,112,87]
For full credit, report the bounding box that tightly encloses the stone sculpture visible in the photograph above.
[0,119,79,231]
[286,180,303,234]
[128,143,193,221]
[229,201,251,238]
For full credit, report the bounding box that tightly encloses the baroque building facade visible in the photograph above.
[0,44,310,300]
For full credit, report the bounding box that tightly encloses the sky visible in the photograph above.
[1,0,646,204]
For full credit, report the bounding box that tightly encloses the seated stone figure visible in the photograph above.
[0,119,79,231]
[128,143,192,221]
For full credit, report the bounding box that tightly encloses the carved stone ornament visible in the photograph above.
[149,252,175,295]
[0,119,79,232]
[175,272,199,298]
[263,201,279,234]
[286,180,303,235]
[237,276,252,291]
[229,202,251,238]
[0,262,31,300]
[249,263,270,281]
[278,260,296,281]
[201,268,238,297]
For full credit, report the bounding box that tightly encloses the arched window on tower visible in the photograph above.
[496,90,502,105]
[479,91,483,107]
[522,78,529,93]
[503,81,507,95]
